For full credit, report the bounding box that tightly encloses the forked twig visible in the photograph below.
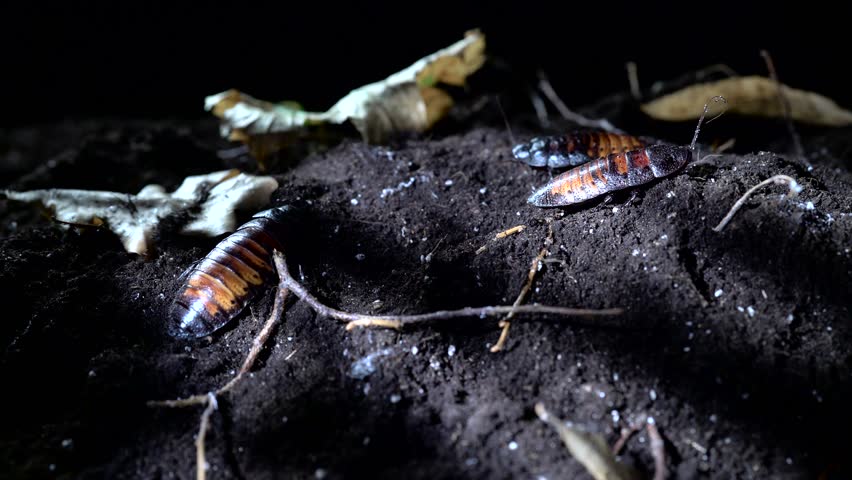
[537,71,623,133]
[272,251,622,332]
[713,174,803,232]
[491,222,554,353]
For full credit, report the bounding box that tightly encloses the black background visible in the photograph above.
[3,2,851,126]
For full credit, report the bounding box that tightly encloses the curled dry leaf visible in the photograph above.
[535,403,637,480]
[641,76,852,126]
[205,30,485,156]
[2,170,278,255]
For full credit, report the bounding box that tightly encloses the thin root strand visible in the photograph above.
[713,174,802,232]
[272,251,622,332]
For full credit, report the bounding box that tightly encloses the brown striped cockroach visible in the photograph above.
[169,206,291,338]
[512,130,645,169]
[527,96,726,207]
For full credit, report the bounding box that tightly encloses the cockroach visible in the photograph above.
[512,130,645,169]
[168,206,292,338]
[527,96,726,207]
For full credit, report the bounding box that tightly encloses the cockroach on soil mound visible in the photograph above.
[169,206,292,338]
[526,96,726,207]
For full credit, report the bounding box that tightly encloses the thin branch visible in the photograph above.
[196,392,218,480]
[712,174,803,232]
[272,251,622,332]
[626,62,641,101]
[491,222,554,353]
[529,88,551,128]
[760,50,810,170]
[536,71,623,133]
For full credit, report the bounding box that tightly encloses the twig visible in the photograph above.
[196,393,218,480]
[626,62,641,101]
[536,71,623,133]
[476,224,526,255]
[713,138,736,154]
[529,88,551,128]
[272,251,622,332]
[760,50,810,170]
[491,222,554,353]
[219,286,289,394]
[712,174,803,232]
[646,418,669,480]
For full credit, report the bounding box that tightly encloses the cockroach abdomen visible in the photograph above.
[168,205,292,338]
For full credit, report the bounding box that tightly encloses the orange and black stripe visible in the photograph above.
[169,206,291,338]
[528,148,658,207]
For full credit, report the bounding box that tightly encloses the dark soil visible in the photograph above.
[2,96,851,479]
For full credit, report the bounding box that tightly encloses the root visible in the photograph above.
[272,251,622,333]
[491,222,554,353]
[196,393,218,480]
[712,174,802,232]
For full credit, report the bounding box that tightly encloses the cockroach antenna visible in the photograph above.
[690,95,728,151]
[494,95,516,146]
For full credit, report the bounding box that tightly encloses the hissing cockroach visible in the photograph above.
[528,96,726,207]
[169,206,292,338]
[512,131,645,169]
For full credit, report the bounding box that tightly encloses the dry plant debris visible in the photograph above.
[2,170,277,255]
[272,251,622,333]
[475,224,526,255]
[490,221,554,353]
[206,30,485,158]
[713,174,803,232]
[535,403,638,480]
[641,76,852,126]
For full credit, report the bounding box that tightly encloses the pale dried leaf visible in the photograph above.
[3,170,278,255]
[536,403,637,480]
[641,76,852,126]
[205,30,485,152]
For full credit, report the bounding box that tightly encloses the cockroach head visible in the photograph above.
[647,145,691,177]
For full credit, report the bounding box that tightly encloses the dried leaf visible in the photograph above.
[205,30,485,155]
[536,403,637,480]
[2,170,277,255]
[641,76,852,126]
